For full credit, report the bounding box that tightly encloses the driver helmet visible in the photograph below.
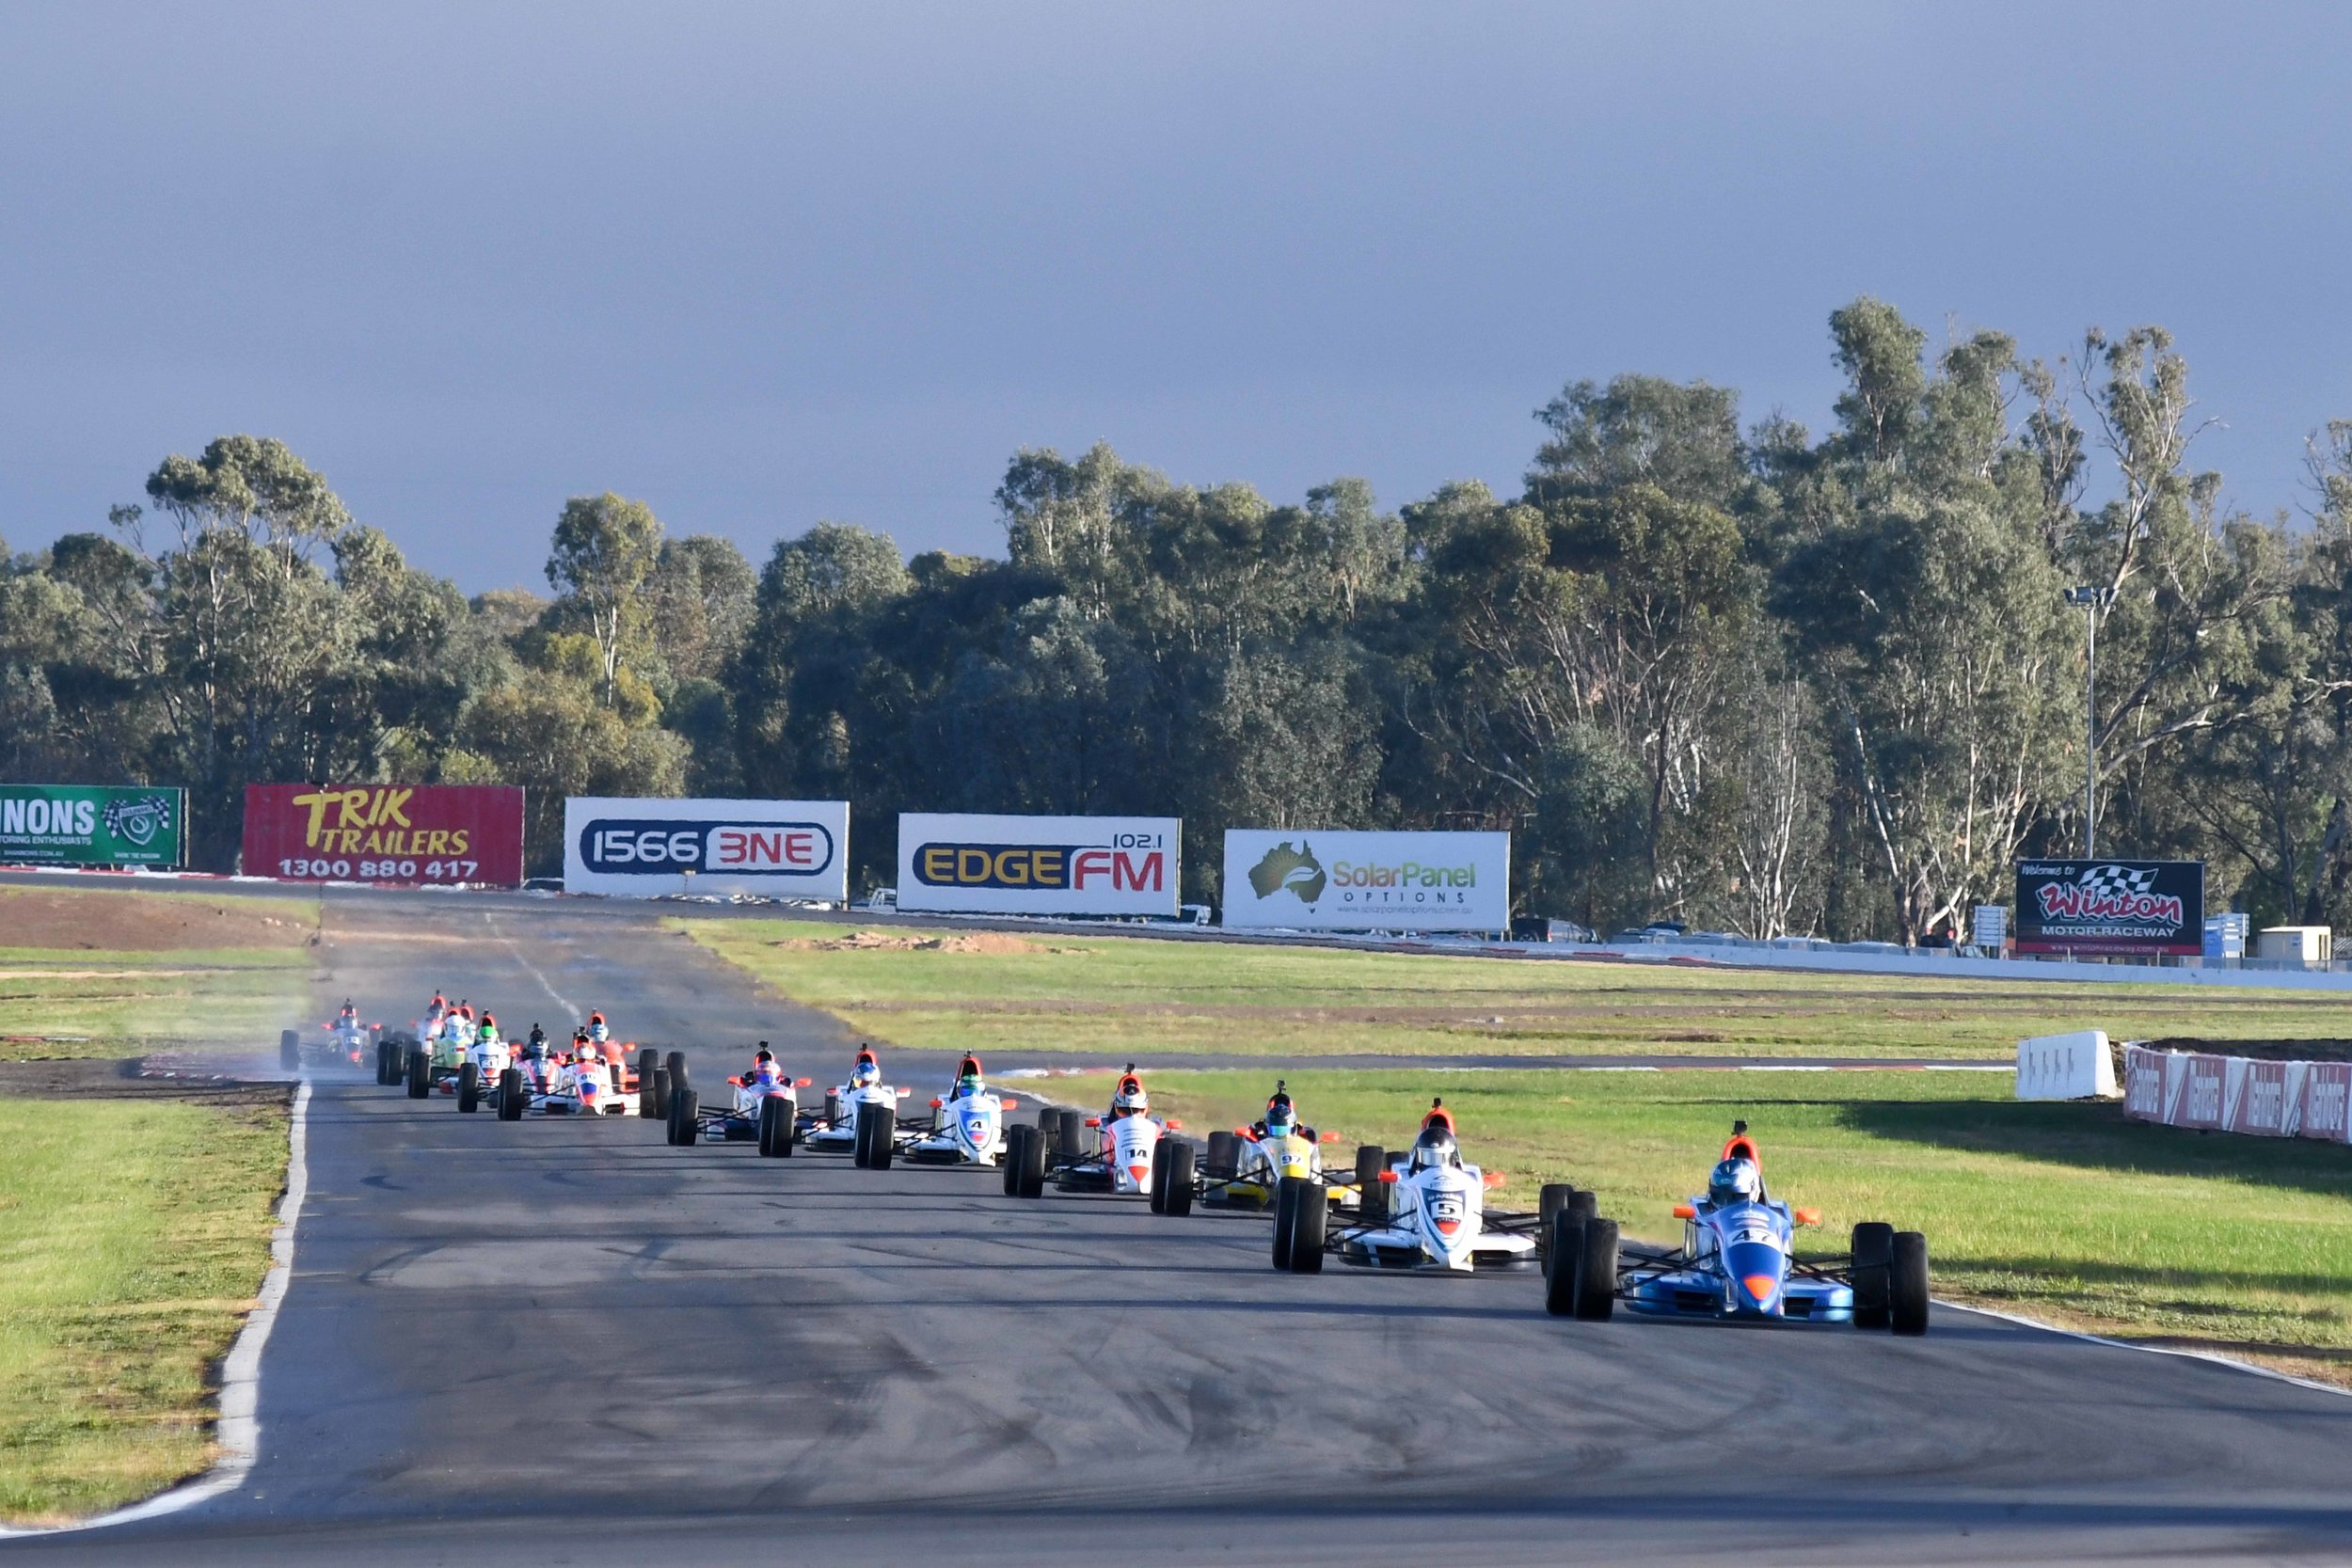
[459,1005,474,1021]
[1110,1067,1147,1117]
[1410,1122,1460,1171]
[850,1051,880,1088]
[340,999,356,1016]
[1263,1081,1296,1136]
[1708,1157,1761,1208]
[751,1060,782,1088]
[754,1043,777,1069]
[480,1014,495,1031]
[529,1024,546,1044]
[528,1038,548,1061]
[577,1042,600,1064]
[955,1054,983,1096]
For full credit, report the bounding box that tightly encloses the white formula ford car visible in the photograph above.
[900,1055,1023,1166]
[999,1067,1185,1200]
[493,1048,644,1119]
[802,1049,920,1167]
[1271,1100,1541,1274]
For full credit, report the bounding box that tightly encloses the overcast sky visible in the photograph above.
[4,3,2350,591]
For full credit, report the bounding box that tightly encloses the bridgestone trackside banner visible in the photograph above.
[0,784,185,867]
[244,784,525,886]
[1221,829,1510,932]
[564,797,850,900]
[896,813,1178,917]
[2014,858,2202,956]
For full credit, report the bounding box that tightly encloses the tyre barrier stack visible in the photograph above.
[2122,1043,2352,1143]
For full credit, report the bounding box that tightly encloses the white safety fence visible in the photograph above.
[2122,1044,2352,1143]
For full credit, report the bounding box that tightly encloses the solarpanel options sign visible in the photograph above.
[1221,830,1510,931]
[564,798,850,900]
[896,814,1178,917]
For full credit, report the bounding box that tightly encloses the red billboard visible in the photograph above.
[243,784,525,887]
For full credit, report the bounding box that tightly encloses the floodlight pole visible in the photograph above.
[2064,586,2108,857]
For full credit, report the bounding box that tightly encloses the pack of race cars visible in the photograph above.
[350,995,1931,1336]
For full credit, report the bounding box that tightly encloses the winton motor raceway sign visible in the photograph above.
[244,784,527,886]
[565,798,850,900]
[0,784,184,867]
[1221,829,1510,931]
[2014,858,2204,956]
[897,813,1179,917]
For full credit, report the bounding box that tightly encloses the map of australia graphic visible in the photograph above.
[1248,840,1325,903]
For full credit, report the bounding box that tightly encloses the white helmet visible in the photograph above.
[1111,1067,1147,1116]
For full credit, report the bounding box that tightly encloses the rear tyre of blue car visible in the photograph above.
[1544,1212,1584,1316]
[1890,1230,1930,1336]
[1851,1222,1895,1329]
[1571,1217,1618,1321]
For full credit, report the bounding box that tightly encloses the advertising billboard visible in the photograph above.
[564,797,850,900]
[244,784,526,886]
[2014,858,2203,956]
[0,784,184,868]
[896,813,1178,917]
[1221,829,1511,931]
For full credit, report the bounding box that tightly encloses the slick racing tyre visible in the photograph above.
[406,1048,431,1099]
[1014,1120,1047,1198]
[1056,1109,1086,1162]
[866,1104,896,1170]
[1204,1129,1237,1181]
[1003,1125,1032,1195]
[376,1038,398,1085]
[1037,1106,1061,1158]
[280,1029,301,1072]
[1851,1222,1895,1330]
[675,1088,700,1146]
[1890,1231,1931,1337]
[665,1051,690,1095]
[1356,1146,1390,1221]
[1286,1176,1326,1273]
[824,1092,842,1131]
[635,1048,658,1098]
[647,1067,670,1120]
[758,1096,792,1158]
[1544,1211,1584,1316]
[1162,1139,1195,1217]
[1571,1217,1618,1321]
[457,1060,481,1113]
[664,1084,684,1145]
[498,1068,525,1121]
[1272,1176,1304,1272]
[1148,1145,1171,1212]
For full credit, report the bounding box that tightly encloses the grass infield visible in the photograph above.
[0,1095,289,1524]
[680,915,2352,1062]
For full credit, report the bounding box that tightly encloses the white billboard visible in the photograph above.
[564,798,850,900]
[1221,830,1510,931]
[896,813,1179,917]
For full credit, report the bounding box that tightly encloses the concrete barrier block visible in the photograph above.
[2016,1030,2121,1100]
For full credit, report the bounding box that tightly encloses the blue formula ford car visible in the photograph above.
[1544,1122,1930,1335]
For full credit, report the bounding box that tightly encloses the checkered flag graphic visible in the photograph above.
[2075,863,2157,898]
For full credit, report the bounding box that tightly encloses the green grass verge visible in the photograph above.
[0,949,312,1062]
[678,915,2352,1061]
[0,1096,289,1523]
[1045,1066,2352,1381]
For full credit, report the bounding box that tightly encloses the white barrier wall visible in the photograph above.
[2015,1031,2120,1100]
[2122,1044,2352,1143]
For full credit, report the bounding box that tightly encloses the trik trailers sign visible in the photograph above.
[2014,859,2204,956]
[0,784,184,867]
[245,784,525,886]
[1221,829,1511,932]
[896,813,1178,918]
[564,798,850,900]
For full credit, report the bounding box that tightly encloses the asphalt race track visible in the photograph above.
[6,883,2351,1566]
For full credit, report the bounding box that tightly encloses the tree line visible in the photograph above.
[7,296,2352,940]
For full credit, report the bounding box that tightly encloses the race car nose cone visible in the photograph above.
[1742,1274,1776,1303]
[1434,1218,1461,1235]
[1129,1164,1149,1183]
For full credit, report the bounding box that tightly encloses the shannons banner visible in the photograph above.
[0,784,184,867]
[1221,829,1510,931]
[244,784,526,886]
[564,798,850,899]
[2014,859,2204,956]
[897,814,1178,917]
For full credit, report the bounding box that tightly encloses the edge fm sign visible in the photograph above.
[564,798,850,900]
[897,813,1179,917]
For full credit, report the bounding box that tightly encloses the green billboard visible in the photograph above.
[0,784,186,868]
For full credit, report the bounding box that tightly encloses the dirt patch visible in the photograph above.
[2140,1037,2352,1064]
[0,888,313,952]
[0,1055,294,1112]
[767,930,1072,956]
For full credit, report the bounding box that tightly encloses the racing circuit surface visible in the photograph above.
[6,884,2351,1566]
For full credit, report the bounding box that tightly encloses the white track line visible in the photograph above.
[1946,1300,2352,1400]
[486,911,576,1018]
[0,1079,312,1537]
